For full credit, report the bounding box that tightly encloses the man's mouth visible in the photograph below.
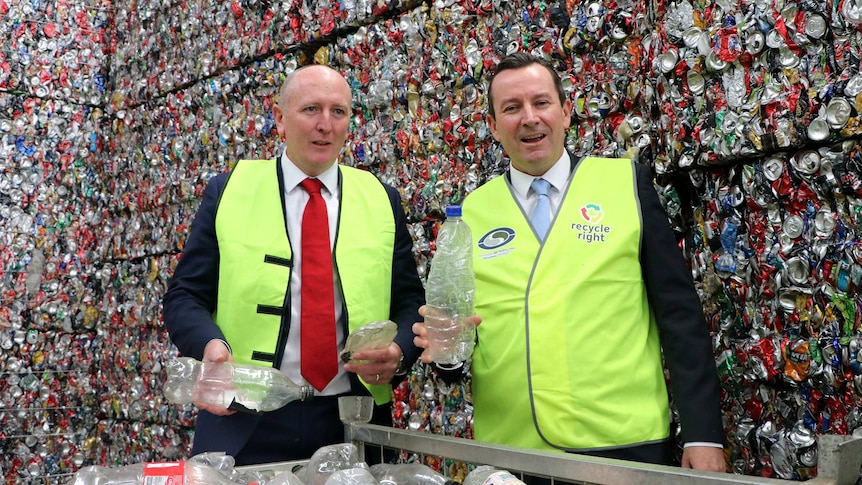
[312,141,331,146]
[521,134,545,144]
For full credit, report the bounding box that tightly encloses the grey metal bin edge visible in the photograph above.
[237,424,862,485]
[236,459,310,475]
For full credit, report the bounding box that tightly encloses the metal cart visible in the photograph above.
[238,424,862,485]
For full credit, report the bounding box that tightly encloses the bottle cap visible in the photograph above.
[445,205,462,217]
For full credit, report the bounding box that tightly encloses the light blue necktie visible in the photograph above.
[530,178,551,241]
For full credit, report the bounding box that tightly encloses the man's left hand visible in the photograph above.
[681,446,726,473]
[343,342,402,385]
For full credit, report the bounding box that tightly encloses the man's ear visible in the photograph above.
[562,99,573,129]
[272,99,285,140]
[486,113,500,142]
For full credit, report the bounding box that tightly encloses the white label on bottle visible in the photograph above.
[143,462,185,485]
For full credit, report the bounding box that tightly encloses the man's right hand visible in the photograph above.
[195,339,237,416]
[412,305,482,364]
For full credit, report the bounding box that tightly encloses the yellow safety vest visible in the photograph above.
[214,159,395,403]
[462,157,669,451]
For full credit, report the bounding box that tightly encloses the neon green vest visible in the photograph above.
[214,159,395,403]
[462,157,669,451]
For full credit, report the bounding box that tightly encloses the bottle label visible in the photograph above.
[483,471,525,485]
[143,462,185,485]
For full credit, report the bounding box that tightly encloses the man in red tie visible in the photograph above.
[163,65,424,464]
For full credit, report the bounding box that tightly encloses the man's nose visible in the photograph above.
[317,113,333,132]
[521,105,539,124]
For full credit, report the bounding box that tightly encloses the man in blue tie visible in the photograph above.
[414,52,727,473]
[529,177,552,240]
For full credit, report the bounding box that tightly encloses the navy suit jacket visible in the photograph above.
[162,161,425,458]
[630,161,724,447]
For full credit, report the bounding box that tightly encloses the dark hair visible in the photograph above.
[486,53,567,118]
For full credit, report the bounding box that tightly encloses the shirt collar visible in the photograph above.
[509,152,570,198]
[280,150,339,195]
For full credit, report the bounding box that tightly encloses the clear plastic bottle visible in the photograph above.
[302,443,367,485]
[461,466,526,485]
[163,357,312,413]
[65,460,243,485]
[424,205,476,365]
[324,468,379,485]
[370,463,458,485]
[261,469,305,485]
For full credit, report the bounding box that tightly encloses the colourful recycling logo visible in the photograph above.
[580,203,603,224]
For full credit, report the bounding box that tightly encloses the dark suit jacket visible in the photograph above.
[162,160,425,460]
[630,159,725,448]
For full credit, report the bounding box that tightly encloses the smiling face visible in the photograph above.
[273,65,352,177]
[486,64,573,176]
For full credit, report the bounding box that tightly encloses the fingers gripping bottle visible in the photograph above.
[163,357,313,413]
[424,205,476,365]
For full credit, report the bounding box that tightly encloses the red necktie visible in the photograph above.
[299,178,338,391]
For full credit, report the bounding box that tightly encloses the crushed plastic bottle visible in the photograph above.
[461,466,526,485]
[424,205,476,365]
[340,320,398,364]
[163,357,312,414]
[303,443,368,485]
[261,469,305,485]
[370,463,459,485]
[64,458,246,485]
[324,468,379,485]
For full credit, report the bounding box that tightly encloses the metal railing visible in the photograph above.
[339,424,862,485]
[47,424,862,483]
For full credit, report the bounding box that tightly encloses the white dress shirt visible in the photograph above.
[508,152,571,221]
[279,154,351,395]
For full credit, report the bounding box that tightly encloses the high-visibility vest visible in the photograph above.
[214,159,395,403]
[463,157,669,451]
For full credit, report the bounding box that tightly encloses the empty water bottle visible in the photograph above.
[303,443,367,485]
[64,460,242,485]
[163,357,312,414]
[370,463,459,485]
[324,468,378,485]
[424,205,476,365]
[462,466,526,485]
[261,469,305,485]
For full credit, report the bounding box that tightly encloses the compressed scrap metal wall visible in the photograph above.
[1,0,861,482]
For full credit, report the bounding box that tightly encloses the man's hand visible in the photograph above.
[343,342,403,385]
[412,305,482,364]
[195,339,237,416]
[681,446,727,473]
